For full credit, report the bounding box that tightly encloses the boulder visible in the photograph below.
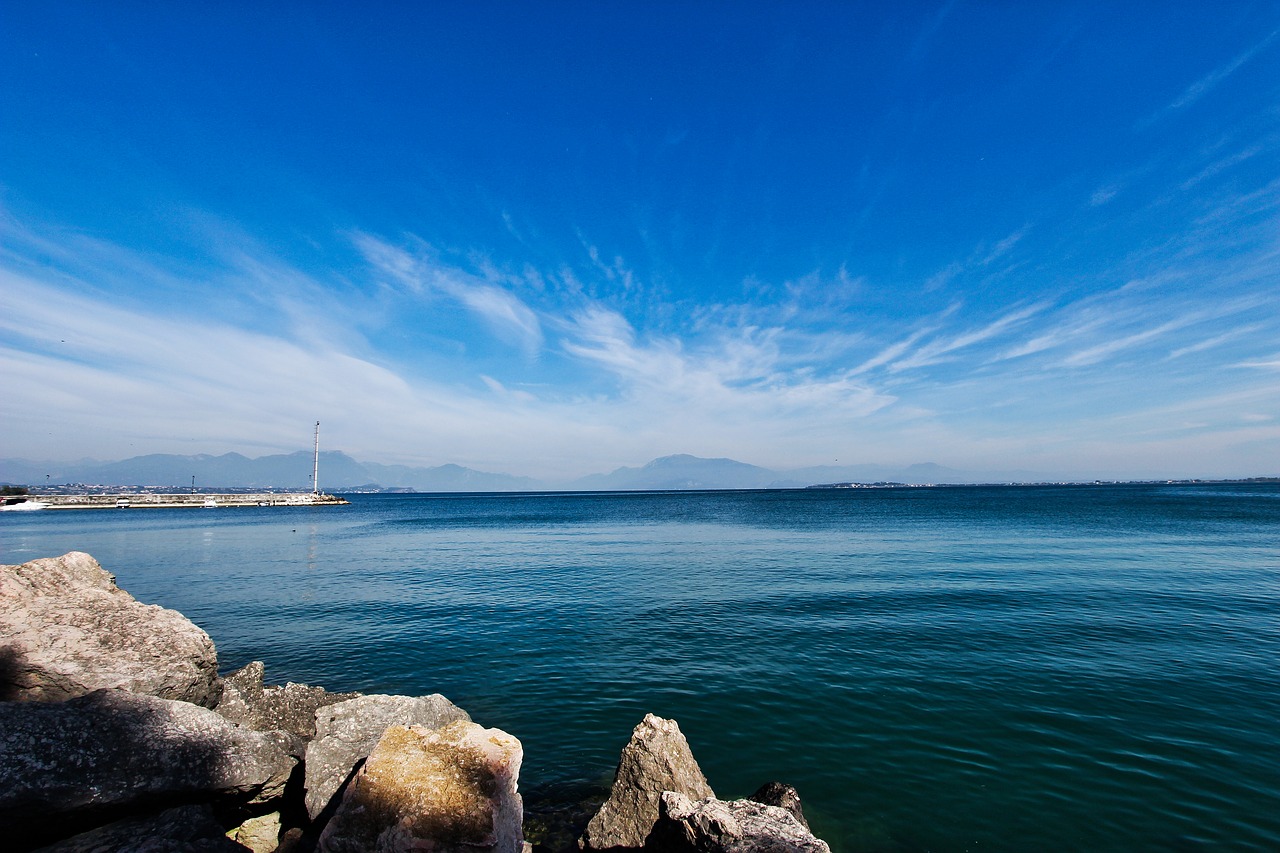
[0,552,221,707]
[30,803,246,853]
[0,689,300,841]
[305,692,471,819]
[748,783,808,830]
[318,720,523,853]
[217,660,360,740]
[650,792,830,853]
[579,714,714,850]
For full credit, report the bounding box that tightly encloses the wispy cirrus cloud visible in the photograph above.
[1137,28,1280,130]
[1090,185,1119,206]
[1180,144,1266,191]
[850,328,934,375]
[560,306,684,387]
[1234,354,1280,370]
[559,305,894,421]
[1059,317,1191,367]
[1168,325,1261,360]
[354,233,544,355]
[1165,29,1278,112]
[0,267,425,456]
[884,303,1048,373]
[922,226,1031,292]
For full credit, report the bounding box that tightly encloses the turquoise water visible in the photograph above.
[3,484,1278,851]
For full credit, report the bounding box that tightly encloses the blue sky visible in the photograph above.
[2,2,1278,480]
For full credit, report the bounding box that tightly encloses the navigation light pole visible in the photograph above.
[313,421,321,495]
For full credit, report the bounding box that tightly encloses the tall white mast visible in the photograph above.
[312,421,320,495]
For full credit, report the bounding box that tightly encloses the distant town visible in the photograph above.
[806,478,1280,489]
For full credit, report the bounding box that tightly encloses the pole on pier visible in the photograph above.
[313,421,321,495]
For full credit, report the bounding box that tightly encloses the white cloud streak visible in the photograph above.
[1165,30,1278,112]
[886,303,1047,373]
[1059,317,1191,367]
[354,233,544,355]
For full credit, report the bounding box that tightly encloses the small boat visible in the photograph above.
[115,499,131,509]
[202,498,218,508]
[0,499,49,511]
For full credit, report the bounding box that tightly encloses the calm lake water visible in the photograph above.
[3,484,1278,851]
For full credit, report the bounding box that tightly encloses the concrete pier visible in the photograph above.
[34,492,350,510]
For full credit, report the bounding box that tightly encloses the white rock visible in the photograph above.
[653,792,831,853]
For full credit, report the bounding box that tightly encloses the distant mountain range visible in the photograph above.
[0,451,1051,492]
[0,452,540,492]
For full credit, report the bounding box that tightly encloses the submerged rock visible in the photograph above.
[579,714,714,850]
[0,688,300,839]
[522,781,608,853]
[651,792,830,853]
[748,783,808,830]
[217,660,360,740]
[304,692,472,819]
[318,720,523,853]
[0,552,221,707]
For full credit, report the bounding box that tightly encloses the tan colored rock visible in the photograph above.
[304,692,471,818]
[228,811,282,853]
[0,552,221,707]
[580,714,714,850]
[318,719,523,853]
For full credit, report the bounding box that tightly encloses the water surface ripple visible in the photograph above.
[3,484,1277,851]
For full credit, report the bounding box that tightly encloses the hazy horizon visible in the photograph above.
[3,447,1274,490]
[3,5,1277,482]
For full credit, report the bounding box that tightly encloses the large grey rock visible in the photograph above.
[304,692,471,819]
[0,552,221,707]
[0,689,300,834]
[30,803,246,853]
[217,660,360,740]
[580,714,714,850]
[318,720,523,853]
[650,792,831,853]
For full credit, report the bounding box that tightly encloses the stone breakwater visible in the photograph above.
[33,492,349,510]
[1,552,830,853]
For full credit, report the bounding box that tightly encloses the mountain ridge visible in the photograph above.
[1,451,1061,492]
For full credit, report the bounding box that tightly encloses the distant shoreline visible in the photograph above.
[804,477,1280,490]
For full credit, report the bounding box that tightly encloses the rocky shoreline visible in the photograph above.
[2,552,830,853]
